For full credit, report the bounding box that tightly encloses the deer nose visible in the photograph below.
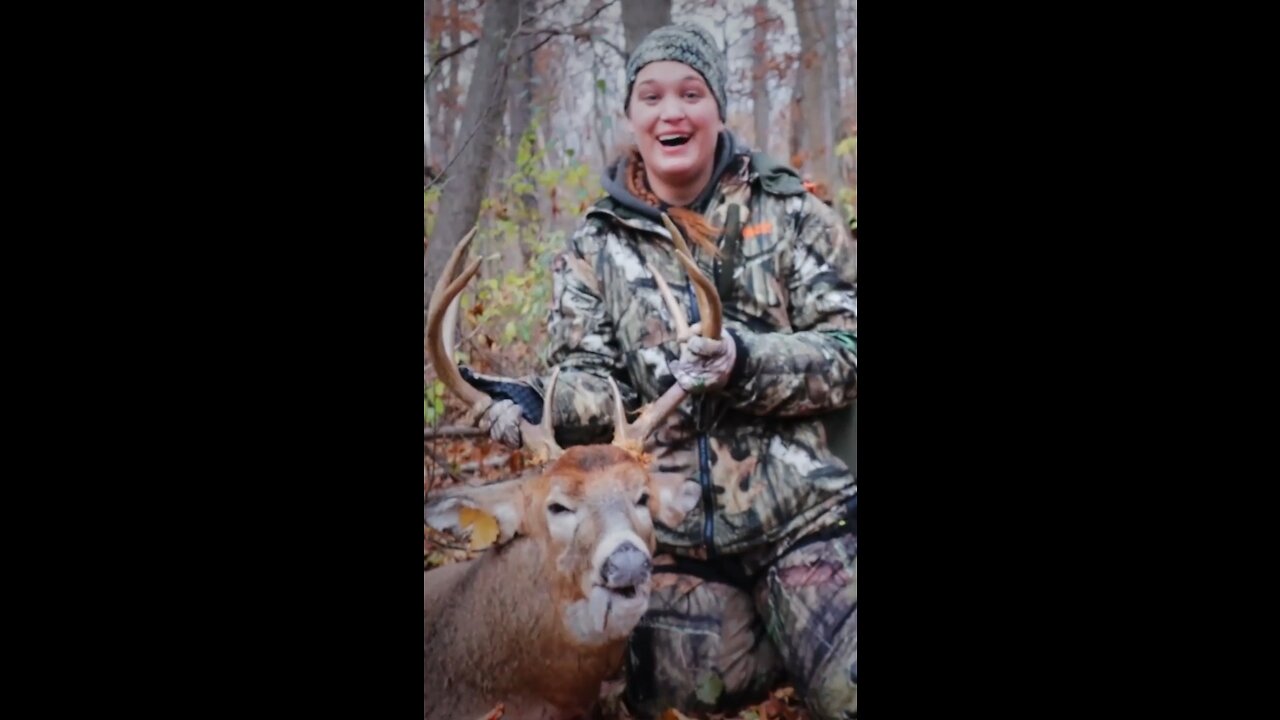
[601,541,651,588]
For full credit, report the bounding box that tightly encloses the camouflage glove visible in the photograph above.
[459,367,545,449]
[669,323,738,394]
[478,398,523,448]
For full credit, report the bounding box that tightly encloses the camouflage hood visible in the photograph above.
[542,146,858,567]
[600,130,750,219]
[600,131,808,220]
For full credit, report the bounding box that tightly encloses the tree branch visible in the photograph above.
[595,36,626,62]
[427,0,561,195]
[425,425,486,439]
[424,38,479,86]
[423,446,465,483]
[729,16,785,50]
[516,0,618,40]
[424,41,515,194]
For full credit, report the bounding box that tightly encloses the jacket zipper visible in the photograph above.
[598,208,718,556]
[685,259,716,559]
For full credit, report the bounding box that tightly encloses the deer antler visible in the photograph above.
[613,213,724,455]
[426,226,564,464]
[658,214,722,340]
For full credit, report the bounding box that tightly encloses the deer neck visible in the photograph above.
[426,537,628,717]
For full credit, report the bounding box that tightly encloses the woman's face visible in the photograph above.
[627,61,723,201]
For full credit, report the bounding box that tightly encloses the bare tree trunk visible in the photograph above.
[426,0,450,171]
[820,0,842,196]
[446,0,462,154]
[794,0,835,191]
[751,0,772,154]
[849,0,857,122]
[592,51,610,167]
[506,0,536,173]
[790,90,805,166]
[499,0,538,275]
[506,0,538,269]
[424,3,432,175]
[622,0,671,56]
[844,0,857,193]
[424,0,521,324]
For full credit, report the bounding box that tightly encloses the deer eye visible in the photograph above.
[636,493,650,507]
[547,502,573,515]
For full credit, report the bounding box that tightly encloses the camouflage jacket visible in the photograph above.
[541,148,858,565]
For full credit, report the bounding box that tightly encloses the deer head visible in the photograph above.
[424,216,718,643]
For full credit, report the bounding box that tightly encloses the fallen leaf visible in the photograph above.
[695,671,725,705]
[458,506,500,550]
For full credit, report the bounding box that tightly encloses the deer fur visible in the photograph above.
[424,217,712,719]
[424,446,698,720]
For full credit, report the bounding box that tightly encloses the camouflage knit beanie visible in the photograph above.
[625,23,727,121]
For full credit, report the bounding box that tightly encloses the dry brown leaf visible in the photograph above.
[458,506,500,550]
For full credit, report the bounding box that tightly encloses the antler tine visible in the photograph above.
[646,261,691,341]
[426,227,489,411]
[521,366,564,465]
[659,214,721,340]
[429,225,478,311]
[613,219,726,454]
[441,288,460,364]
[609,376,645,456]
[427,226,565,466]
[659,213,694,257]
[612,374,691,456]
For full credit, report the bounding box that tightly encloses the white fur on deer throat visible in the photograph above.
[561,527,652,644]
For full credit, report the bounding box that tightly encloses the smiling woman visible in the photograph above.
[625,61,723,208]
[465,21,859,720]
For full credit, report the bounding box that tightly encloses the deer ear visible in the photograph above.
[425,479,528,545]
[647,472,701,530]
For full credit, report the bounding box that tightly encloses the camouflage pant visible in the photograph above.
[625,531,857,720]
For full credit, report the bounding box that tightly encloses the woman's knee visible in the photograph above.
[624,570,782,718]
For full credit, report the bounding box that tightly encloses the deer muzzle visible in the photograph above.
[600,541,652,597]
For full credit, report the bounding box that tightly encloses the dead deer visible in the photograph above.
[423,221,717,720]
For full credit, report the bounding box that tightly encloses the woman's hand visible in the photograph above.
[669,322,737,394]
[478,398,523,448]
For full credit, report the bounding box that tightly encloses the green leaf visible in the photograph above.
[434,397,444,416]
[836,136,858,157]
[565,148,575,158]
[695,671,724,705]
[596,78,606,93]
